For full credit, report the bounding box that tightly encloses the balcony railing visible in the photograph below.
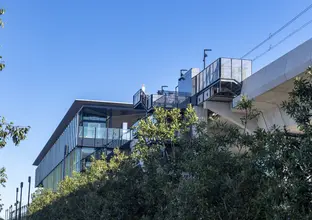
[147,91,191,111]
[5,205,28,220]
[193,58,252,103]
[78,126,132,148]
[133,89,148,109]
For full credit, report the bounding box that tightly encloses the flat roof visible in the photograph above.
[33,99,136,166]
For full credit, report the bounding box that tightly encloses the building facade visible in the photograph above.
[34,39,312,190]
[33,99,145,190]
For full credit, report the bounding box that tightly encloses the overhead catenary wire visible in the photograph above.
[252,18,312,61]
[241,3,312,59]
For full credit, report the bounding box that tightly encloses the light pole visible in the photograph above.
[203,49,212,69]
[178,69,188,81]
[161,85,168,93]
[9,205,12,220]
[27,176,31,207]
[18,182,23,220]
[15,188,18,220]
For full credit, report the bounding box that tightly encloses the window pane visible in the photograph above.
[221,58,232,78]
[232,59,242,82]
[242,60,252,80]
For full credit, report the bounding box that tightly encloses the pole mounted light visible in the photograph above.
[178,69,188,81]
[28,176,31,207]
[161,85,168,93]
[15,187,18,220]
[19,182,23,220]
[203,49,212,69]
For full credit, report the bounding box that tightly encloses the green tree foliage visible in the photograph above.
[0,8,30,213]
[0,117,30,212]
[28,67,312,219]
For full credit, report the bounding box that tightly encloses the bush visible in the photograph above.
[29,68,312,219]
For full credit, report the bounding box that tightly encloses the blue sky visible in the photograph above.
[0,0,311,216]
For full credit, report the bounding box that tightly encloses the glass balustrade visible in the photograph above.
[133,89,148,109]
[79,126,132,141]
[192,58,252,102]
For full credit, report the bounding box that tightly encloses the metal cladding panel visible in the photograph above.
[203,89,211,101]
[35,114,79,186]
[197,93,204,105]
[178,69,193,94]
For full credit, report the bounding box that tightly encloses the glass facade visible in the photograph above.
[220,58,252,81]
[41,148,81,190]
[35,114,79,187]
[35,104,143,190]
[133,89,147,109]
[193,59,221,94]
[192,58,252,95]
[78,126,131,142]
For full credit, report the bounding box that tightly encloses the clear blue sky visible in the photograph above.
[0,0,311,216]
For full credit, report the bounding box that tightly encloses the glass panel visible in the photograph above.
[205,66,209,87]
[96,127,106,139]
[221,58,232,78]
[82,115,106,122]
[108,128,120,140]
[198,72,201,92]
[81,147,95,159]
[232,59,242,82]
[83,126,95,138]
[133,90,141,105]
[202,70,206,90]
[242,60,252,80]
[210,62,215,83]
[192,77,196,95]
[196,75,200,93]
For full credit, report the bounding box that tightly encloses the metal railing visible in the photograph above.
[133,89,148,108]
[78,126,129,140]
[5,205,28,220]
[78,126,138,171]
[147,91,191,110]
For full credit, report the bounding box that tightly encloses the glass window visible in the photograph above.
[192,77,196,95]
[221,58,232,79]
[199,71,204,91]
[206,66,210,87]
[242,60,252,80]
[196,75,200,93]
[232,59,242,82]
[81,147,95,160]
[211,61,220,83]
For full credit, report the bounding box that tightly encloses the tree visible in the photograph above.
[0,8,30,213]
[27,67,312,219]
[0,118,30,212]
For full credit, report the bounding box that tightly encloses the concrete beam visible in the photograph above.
[203,101,258,133]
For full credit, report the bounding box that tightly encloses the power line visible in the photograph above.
[241,3,312,59]
[252,18,312,61]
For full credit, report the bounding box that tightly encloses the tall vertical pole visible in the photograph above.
[15,188,18,220]
[27,176,31,207]
[203,50,206,70]
[9,205,12,220]
[203,49,212,70]
[18,182,23,220]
